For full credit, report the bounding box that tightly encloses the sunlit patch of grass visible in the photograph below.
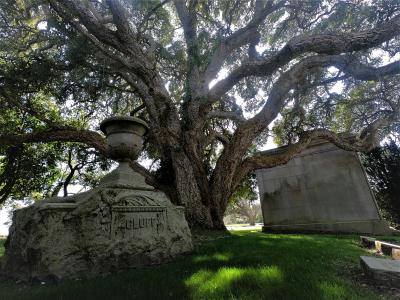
[185,266,283,299]
[319,282,347,300]
[0,239,4,257]
[263,234,316,240]
[192,252,231,263]
[376,235,400,244]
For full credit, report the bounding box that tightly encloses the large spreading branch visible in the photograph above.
[252,55,400,127]
[48,1,153,100]
[206,111,245,124]
[233,115,399,189]
[211,54,400,200]
[0,129,108,156]
[207,13,400,101]
[173,0,210,136]
[0,128,159,188]
[173,0,201,95]
[49,0,172,100]
[238,129,378,174]
[203,0,286,86]
[49,0,156,85]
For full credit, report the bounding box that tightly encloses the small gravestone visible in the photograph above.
[0,116,192,282]
[360,256,400,287]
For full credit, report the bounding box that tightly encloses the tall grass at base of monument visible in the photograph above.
[0,232,390,300]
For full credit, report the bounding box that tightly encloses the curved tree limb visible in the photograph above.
[203,0,287,86]
[232,123,397,190]
[106,0,136,41]
[210,54,400,206]
[253,55,400,126]
[0,128,108,156]
[207,13,400,100]
[173,0,202,104]
[0,128,160,190]
[138,0,171,33]
[49,0,126,56]
[49,0,157,88]
[206,111,245,124]
[242,130,375,170]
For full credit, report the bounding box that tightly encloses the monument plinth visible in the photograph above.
[1,116,192,282]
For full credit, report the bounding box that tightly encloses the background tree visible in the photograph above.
[1,0,400,229]
[224,200,262,226]
[362,140,400,228]
[224,174,262,226]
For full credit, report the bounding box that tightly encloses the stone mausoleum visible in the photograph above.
[256,139,391,235]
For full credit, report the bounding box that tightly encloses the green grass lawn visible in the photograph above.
[376,235,400,244]
[0,231,390,300]
[0,239,4,258]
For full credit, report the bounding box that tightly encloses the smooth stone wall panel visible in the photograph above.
[256,140,391,234]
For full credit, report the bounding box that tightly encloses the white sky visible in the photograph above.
[0,210,8,235]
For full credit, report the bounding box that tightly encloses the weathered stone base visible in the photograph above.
[262,219,392,235]
[0,166,192,283]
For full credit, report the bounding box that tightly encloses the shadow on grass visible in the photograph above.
[0,232,381,300]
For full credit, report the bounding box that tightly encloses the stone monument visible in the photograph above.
[0,116,192,282]
[256,139,391,235]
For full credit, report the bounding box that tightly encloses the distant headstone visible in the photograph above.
[256,139,391,234]
[360,256,400,287]
[0,117,192,282]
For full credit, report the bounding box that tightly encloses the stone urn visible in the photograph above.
[100,116,149,162]
[98,116,152,190]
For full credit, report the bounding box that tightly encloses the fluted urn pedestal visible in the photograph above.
[1,116,192,283]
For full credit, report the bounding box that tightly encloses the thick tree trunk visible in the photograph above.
[170,150,227,229]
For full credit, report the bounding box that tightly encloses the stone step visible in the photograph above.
[360,256,400,287]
